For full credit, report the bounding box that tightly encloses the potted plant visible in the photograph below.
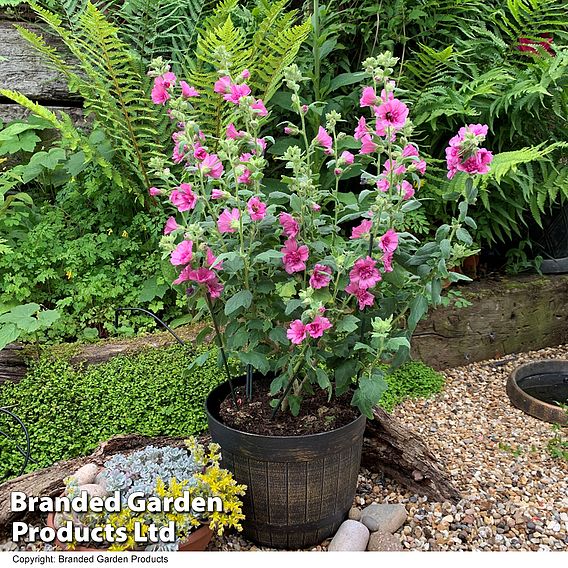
[149,51,492,548]
[48,439,246,551]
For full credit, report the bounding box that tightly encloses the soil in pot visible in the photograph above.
[219,378,359,436]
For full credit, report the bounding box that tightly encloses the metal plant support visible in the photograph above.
[115,307,237,405]
[0,406,32,480]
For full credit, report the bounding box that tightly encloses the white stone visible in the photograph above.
[328,520,370,551]
[72,463,98,486]
[360,503,407,533]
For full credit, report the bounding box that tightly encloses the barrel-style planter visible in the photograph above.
[205,376,366,549]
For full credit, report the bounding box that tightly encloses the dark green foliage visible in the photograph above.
[0,345,226,481]
[379,361,445,411]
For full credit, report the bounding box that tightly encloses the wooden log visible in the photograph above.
[362,407,461,503]
[0,21,78,102]
[412,274,568,369]
[0,104,87,128]
[0,434,197,537]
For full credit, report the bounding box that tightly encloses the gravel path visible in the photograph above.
[210,344,568,551]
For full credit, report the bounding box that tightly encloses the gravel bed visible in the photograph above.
[2,345,566,552]
[209,344,568,551]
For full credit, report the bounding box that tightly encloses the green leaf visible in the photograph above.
[139,276,169,302]
[336,315,360,333]
[352,370,388,419]
[285,299,303,316]
[335,359,358,394]
[224,290,253,316]
[440,239,451,259]
[254,250,283,264]
[456,227,473,246]
[36,309,60,328]
[288,395,301,417]
[315,368,330,390]
[329,71,367,92]
[237,351,270,374]
[408,295,429,330]
[0,323,20,350]
[269,327,289,345]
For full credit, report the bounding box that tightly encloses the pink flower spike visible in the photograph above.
[349,256,381,289]
[350,219,372,240]
[164,216,178,235]
[281,238,309,274]
[287,320,307,345]
[354,116,368,140]
[217,208,240,234]
[279,212,299,238]
[170,240,193,266]
[360,86,378,108]
[199,153,224,179]
[309,264,332,289]
[379,229,399,254]
[180,81,199,98]
[251,99,268,117]
[306,315,332,339]
[148,186,161,196]
[214,76,232,94]
[247,197,267,221]
[359,134,378,155]
[345,281,375,310]
[340,151,355,165]
[315,126,333,155]
[170,182,198,212]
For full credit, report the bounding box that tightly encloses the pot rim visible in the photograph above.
[205,377,366,441]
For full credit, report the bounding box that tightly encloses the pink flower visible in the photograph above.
[287,320,307,345]
[151,72,176,105]
[214,76,232,94]
[402,144,419,158]
[315,126,333,155]
[360,86,378,107]
[349,256,381,289]
[400,180,415,200]
[309,264,332,289]
[340,151,355,165]
[382,251,394,273]
[226,123,245,139]
[251,99,268,116]
[375,99,409,132]
[211,189,226,199]
[188,267,216,284]
[379,229,398,254]
[217,208,240,233]
[181,267,224,298]
[170,240,193,266]
[345,282,375,310]
[279,212,299,238]
[224,83,251,104]
[206,277,224,298]
[148,186,161,196]
[247,197,267,221]
[199,153,224,179]
[416,160,427,175]
[206,248,223,271]
[173,265,192,285]
[193,143,208,161]
[254,138,267,154]
[241,69,251,79]
[164,216,178,235]
[517,34,555,56]
[354,116,368,140]
[151,79,170,105]
[360,134,378,155]
[238,169,252,185]
[281,238,309,274]
[445,124,493,179]
[311,203,321,212]
[377,178,390,192]
[351,219,372,240]
[170,182,197,212]
[306,315,332,339]
[240,152,253,163]
[180,81,199,98]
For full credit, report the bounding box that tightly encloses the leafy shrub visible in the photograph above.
[0,344,226,480]
[379,361,445,411]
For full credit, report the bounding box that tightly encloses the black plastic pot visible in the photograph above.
[205,376,366,549]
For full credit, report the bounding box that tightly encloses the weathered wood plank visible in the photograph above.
[0,21,77,102]
[413,274,568,369]
[0,103,86,127]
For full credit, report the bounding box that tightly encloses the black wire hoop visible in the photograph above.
[0,406,32,480]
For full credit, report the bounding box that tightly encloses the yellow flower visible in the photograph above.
[65,270,73,280]
[121,230,128,238]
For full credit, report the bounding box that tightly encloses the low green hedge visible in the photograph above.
[0,345,444,481]
[0,344,225,481]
